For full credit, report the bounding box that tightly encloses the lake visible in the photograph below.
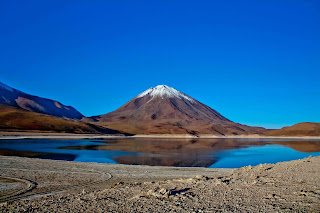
[0,138,319,168]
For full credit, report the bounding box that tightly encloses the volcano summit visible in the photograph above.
[90,85,265,135]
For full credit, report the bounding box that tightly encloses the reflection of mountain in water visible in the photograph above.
[61,138,272,167]
[269,140,320,153]
[114,155,217,167]
[1,138,319,167]
[59,138,320,167]
[0,149,77,161]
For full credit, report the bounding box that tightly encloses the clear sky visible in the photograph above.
[1,0,319,129]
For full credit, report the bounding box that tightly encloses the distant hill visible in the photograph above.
[265,122,320,136]
[0,105,120,134]
[0,82,83,119]
[89,85,266,135]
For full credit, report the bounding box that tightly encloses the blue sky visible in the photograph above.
[1,0,319,129]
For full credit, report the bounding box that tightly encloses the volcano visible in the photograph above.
[90,85,265,135]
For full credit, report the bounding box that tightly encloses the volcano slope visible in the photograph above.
[89,85,265,135]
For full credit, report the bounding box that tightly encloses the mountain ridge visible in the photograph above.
[2,82,317,136]
[0,104,121,134]
[265,122,320,136]
[0,81,83,120]
[89,85,266,135]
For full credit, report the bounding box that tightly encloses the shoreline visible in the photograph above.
[0,131,319,140]
[133,134,320,139]
[0,155,231,202]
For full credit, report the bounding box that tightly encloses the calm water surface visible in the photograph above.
[0,138,319,168]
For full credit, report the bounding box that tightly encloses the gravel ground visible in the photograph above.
[0,155,319,212]
[0,177,28,199]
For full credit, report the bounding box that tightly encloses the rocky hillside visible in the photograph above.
[0,105,120,134]
[265,122,320,136]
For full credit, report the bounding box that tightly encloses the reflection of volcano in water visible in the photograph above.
[61,138,271,167]
[1,138,319,167]
[59,138,320,167]
[114,155,217,167]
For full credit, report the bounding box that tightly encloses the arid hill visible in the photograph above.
[265,122,320,136]
[89,85,266,135]
[0,105,120,134]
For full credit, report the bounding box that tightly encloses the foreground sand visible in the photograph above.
[0,156,319,212]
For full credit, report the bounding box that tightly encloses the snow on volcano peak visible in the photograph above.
[137,85,194,102]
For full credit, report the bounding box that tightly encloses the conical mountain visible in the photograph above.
[0,81,83,119]
[91,85,265,135]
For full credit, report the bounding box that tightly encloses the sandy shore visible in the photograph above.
[0,156,230,203]
[0,131,127,140]
[1,131,319,139]
[0,155,319,212]
[133,134,320,139]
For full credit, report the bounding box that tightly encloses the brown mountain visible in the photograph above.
[0,105,120,134]
[0,82,83,119]
[89,85,266,135]
[265,122,320,136]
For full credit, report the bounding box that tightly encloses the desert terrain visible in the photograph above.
[0,155,319,212]
[0,105,122,135]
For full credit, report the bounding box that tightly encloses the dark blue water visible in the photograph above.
[0,138,319,168]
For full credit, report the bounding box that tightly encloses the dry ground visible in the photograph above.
[0,156,319,212]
